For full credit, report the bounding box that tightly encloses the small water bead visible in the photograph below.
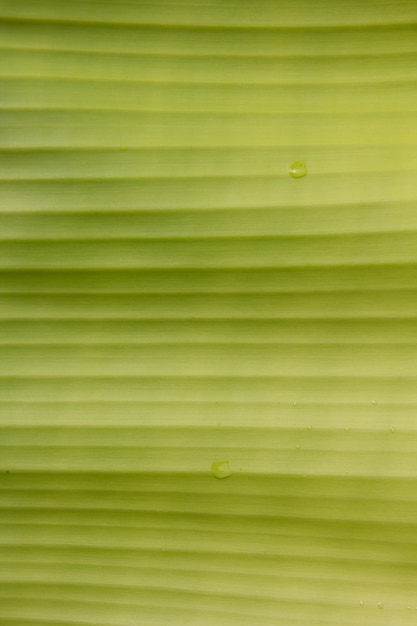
[289,161,307,178]
[211,460,232,479]
[377,603,384,609]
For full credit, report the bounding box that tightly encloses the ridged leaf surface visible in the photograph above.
[1,1,417,624]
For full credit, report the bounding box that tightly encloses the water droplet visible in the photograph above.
[307,425,312,430]
[211,460,232,479]
[344,427,349,432]
[289,161,307,178]
[371,400,377,405]
[295,445,300,450]
[377,602,383,609]
[390,427,396,433]
[359,601,364,606]
[293,401,297,407]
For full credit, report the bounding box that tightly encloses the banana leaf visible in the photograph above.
[1,1,417,624]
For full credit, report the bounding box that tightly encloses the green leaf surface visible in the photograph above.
[1,0,417,624]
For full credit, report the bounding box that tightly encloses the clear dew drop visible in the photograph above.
[377,602,384,609]
[371,400,377,405]
[289,161,307,178]
[390,427,396,433]
[211,460,232,480]
[359,601,364,606]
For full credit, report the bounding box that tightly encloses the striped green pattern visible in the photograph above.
[1,1,417,624]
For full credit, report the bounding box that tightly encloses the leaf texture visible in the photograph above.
[1,0,417,624]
